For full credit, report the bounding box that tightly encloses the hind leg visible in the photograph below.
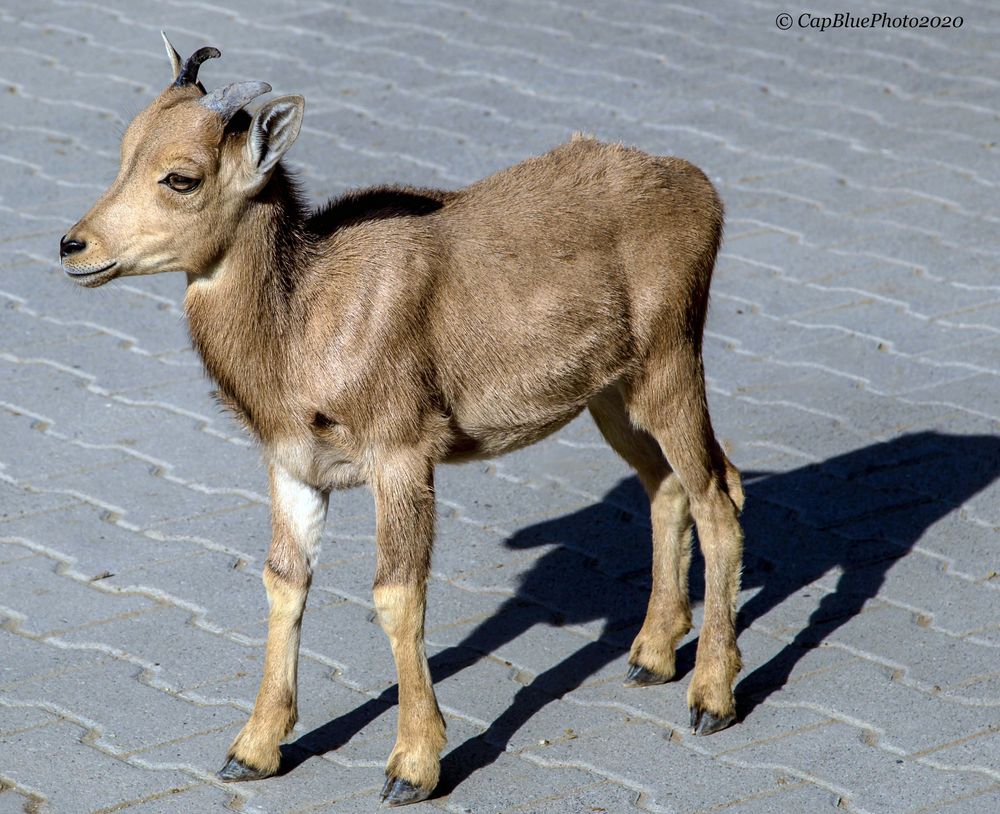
[589,386,694,686]
[627,357,744,734]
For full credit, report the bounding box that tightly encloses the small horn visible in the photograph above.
[200,81,273,122]
[161,31,182,80]
[174,46,221,88]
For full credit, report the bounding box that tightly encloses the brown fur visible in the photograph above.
[63,43,745,798]
[375,584,447,790]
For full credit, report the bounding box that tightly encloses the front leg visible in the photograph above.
[219,465,328,781]
[372,454,446,806]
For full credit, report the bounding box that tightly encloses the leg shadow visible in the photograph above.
[282,431,1000,793]
[733,431,1000,715]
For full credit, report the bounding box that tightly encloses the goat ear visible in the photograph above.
[244,95,304,194]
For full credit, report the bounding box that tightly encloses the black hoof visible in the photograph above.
[624,662,671,687]
[217,756,275,783]
[380,774,433,807]
[689,705,735,736]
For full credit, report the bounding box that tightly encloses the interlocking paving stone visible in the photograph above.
[93,784,258,814]
[0,790,35,814]
[729,721,996,814]
[0,414,132,484]
[490,780,643,814]
[0,479,81,523]
[924,787,1000,814]
[917,730,1000,777]
[763,657,1000,756]
[4,658,246,755]
[690,782,843,814]
[433,751,613,814]
[2,1,999,811]
[0,628,117,689]
[56,604,270,696]
[1,720,196,813]
[520,718,785,813]
[809,553,1000,639]
[0,503,212,577]
[0,700,53,737]
[0,555,154,635]
[99,549,270,633]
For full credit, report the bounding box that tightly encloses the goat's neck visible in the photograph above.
[183,173,310,437]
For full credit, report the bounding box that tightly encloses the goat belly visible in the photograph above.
[431,281,635,460]
[441,406,586,462]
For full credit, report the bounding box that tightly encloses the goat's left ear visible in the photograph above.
[244,95,305,195]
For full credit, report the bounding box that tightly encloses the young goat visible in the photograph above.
[61,38,745,806]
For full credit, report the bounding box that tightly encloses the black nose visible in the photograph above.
[60,234,86,259]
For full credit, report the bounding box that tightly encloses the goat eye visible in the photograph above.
[161,173,201,193]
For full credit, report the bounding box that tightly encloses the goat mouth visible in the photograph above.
[64,261,118,284]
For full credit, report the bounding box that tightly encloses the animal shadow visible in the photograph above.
[282,431,1000,794]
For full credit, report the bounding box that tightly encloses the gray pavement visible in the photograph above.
[1,1,998,812]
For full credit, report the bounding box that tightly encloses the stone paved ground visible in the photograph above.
[1,1,998,812]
